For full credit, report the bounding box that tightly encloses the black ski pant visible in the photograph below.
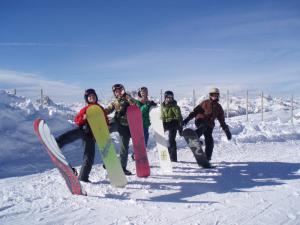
[195,121,214,161]
[167,128,178,162]
[110,122,131,169]
[56,127,95,182]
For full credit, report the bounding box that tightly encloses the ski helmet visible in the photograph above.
[138,86,148,97]
[84,88,98,103]
[164,90,174,99]
[209,87,220,101]
[112,83,125,92]
[209,87,220,95]
[112,83,125,97]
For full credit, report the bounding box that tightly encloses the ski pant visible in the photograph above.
[144,127,149,147]
[56,127,95,182]
[195,120,214,161]
[167,128,178,162]
[110,122,131,169]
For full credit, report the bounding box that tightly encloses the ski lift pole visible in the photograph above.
[261,91,264,122]
[40,89,43,108]
[193,89,196,108]
[246,90,249,122]
[291,94,294,125]
[226,90,229,120]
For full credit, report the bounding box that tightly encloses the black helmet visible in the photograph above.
[84,88,98,103]
[138,86,148,97]
[112,84,125,92]
[164,90,174,99]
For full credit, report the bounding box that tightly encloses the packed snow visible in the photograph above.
[1,90,300,225]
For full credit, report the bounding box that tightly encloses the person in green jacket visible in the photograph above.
[161,90,183,162]
[136,87,157,146]
[105,84,136,175]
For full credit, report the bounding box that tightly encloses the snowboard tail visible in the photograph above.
[34,119,85,195]
[182,128,212,168]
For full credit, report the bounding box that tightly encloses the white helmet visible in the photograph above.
[209,87,220,95]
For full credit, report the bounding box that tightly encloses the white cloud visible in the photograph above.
[0,70,84,103]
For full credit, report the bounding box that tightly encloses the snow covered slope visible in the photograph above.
[0,90,300,225]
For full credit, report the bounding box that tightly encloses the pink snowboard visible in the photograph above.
[127,105,150,177]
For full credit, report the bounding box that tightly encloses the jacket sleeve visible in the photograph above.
[185,104,204,121]
[74,107,87,126]
[160,105,166,122]
[105,102,115,115]
[217,106,228,130]
[125,94,137,105]
[174,106,183,122]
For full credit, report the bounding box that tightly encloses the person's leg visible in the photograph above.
[168,129,178,162]
[204,128,214,161]
[118,125,131,169]
[144,127,149,147]
[78,136,95,182]
[56,127,83,148]
[195,120,208,138]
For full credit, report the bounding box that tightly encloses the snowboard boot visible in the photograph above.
[122,167,132,176]
[80,179,91,183]
[72,167,78,176]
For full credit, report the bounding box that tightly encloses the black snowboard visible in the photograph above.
[182,128,212,168]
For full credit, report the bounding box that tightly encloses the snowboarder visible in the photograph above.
[135,86,157,146]
[56,88,109,182]
[161,90,183,162]
[182,87,232,161]
[105,84,136,175]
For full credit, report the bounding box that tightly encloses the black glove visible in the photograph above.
[149,100,157,107]
[178,126,183,136]
[224,127,232,140]
[182,118,189,127]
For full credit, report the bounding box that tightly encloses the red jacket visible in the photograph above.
[74,103,109,126]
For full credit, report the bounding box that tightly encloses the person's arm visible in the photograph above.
[74,107,87,126]
[182,104,204,126]
[217,106,232,140]
[125,94,137,105]
[105,102,115,115]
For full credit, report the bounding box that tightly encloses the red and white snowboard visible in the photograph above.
[127,105,150,177]
[34,119,85,195]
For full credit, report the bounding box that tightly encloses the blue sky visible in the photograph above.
[0,0,299,102]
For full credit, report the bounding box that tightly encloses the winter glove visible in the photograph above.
[182,118,189,127]
[224,127,232,140]
[149,100,157,107]
[178,125,183,136]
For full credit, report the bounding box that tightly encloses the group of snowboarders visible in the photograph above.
[55,84,232,182]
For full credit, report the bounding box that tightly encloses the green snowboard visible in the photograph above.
[86,105,127,187]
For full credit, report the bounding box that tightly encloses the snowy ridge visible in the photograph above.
[1,89,300,225]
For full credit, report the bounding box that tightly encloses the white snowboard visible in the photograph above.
[150,106,173,174]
